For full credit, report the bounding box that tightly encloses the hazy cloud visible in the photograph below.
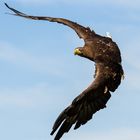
[0,41,65,76]
[0,83,63,109]
[66,128,140,140]
[14,0,140,8]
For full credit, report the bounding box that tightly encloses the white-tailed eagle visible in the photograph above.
[5,3,124,140]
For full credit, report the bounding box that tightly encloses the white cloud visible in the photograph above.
[99,0,140,8]
[121,36,140,91]
[14,0,140,8]
[0,84,46,108]
[66,128,140,140]
[15,0,51,5]
[0,83,64,109]
[0,41,65,76]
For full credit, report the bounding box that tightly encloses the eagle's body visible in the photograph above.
[5,3,124,140]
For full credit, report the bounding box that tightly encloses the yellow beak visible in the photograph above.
[74,48,82,55]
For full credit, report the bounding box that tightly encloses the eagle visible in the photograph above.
[5,3,124,140]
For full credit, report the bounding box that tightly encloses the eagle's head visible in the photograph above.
[74,46,95,61]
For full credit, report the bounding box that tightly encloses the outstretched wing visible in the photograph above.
[5,3,94,40]
[50,64,111,140]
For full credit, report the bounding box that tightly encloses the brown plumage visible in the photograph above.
[5,3,124,140]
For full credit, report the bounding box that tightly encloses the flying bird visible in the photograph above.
[5,3,124,140]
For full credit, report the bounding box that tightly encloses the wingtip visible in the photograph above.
[4,3,13,12]
[50,129,55,136]
[4,2,9,8]
[4,3,13,15]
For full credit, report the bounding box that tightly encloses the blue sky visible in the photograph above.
[0,0,140,140]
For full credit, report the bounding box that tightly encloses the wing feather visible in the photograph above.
[5,3,94,40]
[50,63,111,140]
